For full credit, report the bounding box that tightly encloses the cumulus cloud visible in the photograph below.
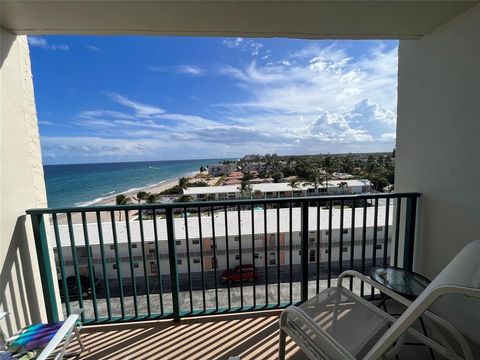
[28,36,69,50]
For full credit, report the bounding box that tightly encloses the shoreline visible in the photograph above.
[75,171,198,208]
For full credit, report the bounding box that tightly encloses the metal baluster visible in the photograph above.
[184,208,193,314]
[138,211,151,317]
[251,204,256,308]
[361,200,367,298]
[349,200,356,291]
[152,211,164,315]
[81,212,98,321]
[327,201,332,288]
[263,203,268,307]
[211,206,219,312]
[110,210,125,318]
[289,201,293,304]
[95,211,111,320]
[198,207,206,312]
[339,200,344,276]
[124,210,138,317]
[67,213,84,322]
[316,201,320,294]
[224,205,231,310]
[276,202,280,306]
[394,198,402,267]
[371,199,379,298]
[237,205,243,309]
[52,214,70,316]
[383,198,390,267]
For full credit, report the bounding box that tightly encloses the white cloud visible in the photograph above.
[28,36,69,51]
[107,93,165,117]
[176,65,205,76]
[223,37,265,57]
[86,45,102,52]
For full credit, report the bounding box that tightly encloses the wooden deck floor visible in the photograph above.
[68,310,307,360]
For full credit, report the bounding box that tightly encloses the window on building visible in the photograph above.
[342,229,349,234]
[110,245,115,250]
[375,244,382,250]
[149,248,156,254]
[133,263,139,268]
[113,264,118,270]
[131,244,137,249]
[254,235,261,241]
[309,237,316,243]
[176,240,181,246]
[212,257,217,269]
[309,250,316,262]
[269,258,276,265]
[235,255,241,260]
[325,230,330,235]
[377,226,383,232]
[325,249,329,254]
[193,258,200,264]
[342,247,348,252]
[254,253,259,259]
[234,236,240,241]
[150,262,157,274]
[177,259,182,265]
[192,239,199,245]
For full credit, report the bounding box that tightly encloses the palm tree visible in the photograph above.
[177,194,193,202]
[238,179,253,198]
[204,193,216,201]
[133,191,149,204]
[178,177,190,190]
[305,169,324,195]
[115,194,132,221]
[145,192,160,204]
[338,181,348,194]
[288,178,300,197]
[321,156,336,193]
[252,190,264,199]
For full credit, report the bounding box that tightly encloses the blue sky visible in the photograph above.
[29,36,398,165]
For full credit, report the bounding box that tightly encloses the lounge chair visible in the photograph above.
[0,310,84,360]
[279,240,480,359]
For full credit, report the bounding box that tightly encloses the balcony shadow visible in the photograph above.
[66,311,306,359]
[0,216,43,334]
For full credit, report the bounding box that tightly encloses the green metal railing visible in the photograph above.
[27,192,420,324]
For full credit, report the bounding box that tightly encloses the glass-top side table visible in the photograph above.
[369,266,431,300]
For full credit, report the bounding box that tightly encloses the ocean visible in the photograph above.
[43,159,229,208]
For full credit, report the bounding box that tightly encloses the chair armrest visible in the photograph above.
[337,270,413,307]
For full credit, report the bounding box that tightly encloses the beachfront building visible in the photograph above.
[183,179,372,201]
[53,206,391,281]
[207,163,237,176]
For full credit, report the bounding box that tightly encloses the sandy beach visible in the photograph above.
[55,173,198,225]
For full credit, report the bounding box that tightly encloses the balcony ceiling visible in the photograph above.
[1,1,479,39]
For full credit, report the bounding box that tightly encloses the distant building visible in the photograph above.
[332,172,353,179]
[207,163,237,176]
[184,179,372,200]
[53,206,391,281]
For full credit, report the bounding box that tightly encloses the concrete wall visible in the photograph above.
[396,5,480,278]
[0,28,48,333]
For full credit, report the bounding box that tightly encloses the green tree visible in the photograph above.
[177,194,193,202]
[204,193,216,201]
[305,169,324,195]
[115,194,132,221]
[321,156,336,191]
[337,181,348,194]
[252,190,264,199]
[288,178,300,196]
[145,192,160,204]
[238,179,253,198]
[133,191,149,204]
[178,177,190,190]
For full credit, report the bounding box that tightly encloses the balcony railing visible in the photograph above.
[27,192,419,324]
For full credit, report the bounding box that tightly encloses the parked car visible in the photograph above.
[222,264,259,283]
[58,275,101,299]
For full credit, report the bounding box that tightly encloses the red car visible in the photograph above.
[222,264,259,283]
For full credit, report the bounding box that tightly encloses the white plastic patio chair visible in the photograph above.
[0,310,84,360]
[279,239,480,360]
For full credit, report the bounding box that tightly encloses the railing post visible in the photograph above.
[301,201,309,302]
[403,196,417,271]
[166,207,181,322]
[30,213,60,323]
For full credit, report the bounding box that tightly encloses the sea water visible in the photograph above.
[44,159,229,208]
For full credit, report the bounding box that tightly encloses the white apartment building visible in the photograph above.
[184,179,372,201]
[53,206,391,281]
[207,163,237,176]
